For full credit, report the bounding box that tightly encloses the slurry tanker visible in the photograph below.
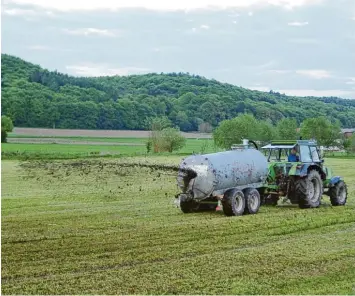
[175,139,348,216]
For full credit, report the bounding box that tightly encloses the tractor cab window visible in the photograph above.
[267,149,281,162]
[300,145,312,162]
[310,146,320,162]
[266,148,291,162]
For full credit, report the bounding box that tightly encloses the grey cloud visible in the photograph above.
[1,0,355,98]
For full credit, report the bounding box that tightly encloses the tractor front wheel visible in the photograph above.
[295,170,323,209]
[329,181,348,206]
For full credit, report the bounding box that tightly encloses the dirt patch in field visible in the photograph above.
[12,128,212,139]
[8,138,145,146]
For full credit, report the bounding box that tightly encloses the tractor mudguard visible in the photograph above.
[288,163,306,177]
[329,176,342,187]
[299,164,310,177]
[288,163,326,179]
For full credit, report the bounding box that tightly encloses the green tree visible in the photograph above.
[175,111,191,131]
[343,134,355,153]
[145,116,172,131]
[147,117,170,153]
[2,54,355,132]
[146,117,184,153]
[258,120,277,144]
[300,117,341,146]
[160,127,186,152]
[1,115,14,143]
[148,126,186,153]
[276,118,298,140]
[213,114,260,149]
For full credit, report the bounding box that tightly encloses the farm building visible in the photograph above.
[341,128,355,138]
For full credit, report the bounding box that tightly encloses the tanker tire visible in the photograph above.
[295,170,322,209]
[222,189,245,216]
[243,188,261,215]
[329,181,347,206]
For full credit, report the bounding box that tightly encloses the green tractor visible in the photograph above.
[260,140,348,208]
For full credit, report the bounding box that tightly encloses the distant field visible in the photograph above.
[1,143,143,158]
[2,138,220,160]
[1,157,354,294]
[7,136,146,143]
[3,128,216,159]
[7,137,146,146]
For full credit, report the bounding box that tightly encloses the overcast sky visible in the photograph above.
[2,0,355,99]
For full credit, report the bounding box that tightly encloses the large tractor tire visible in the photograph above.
[243,188,261,214]
[221,189,245,216]
[295,170,323,209]
[329,181,348,206]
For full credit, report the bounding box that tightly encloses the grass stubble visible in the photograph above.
[1,157,355,294]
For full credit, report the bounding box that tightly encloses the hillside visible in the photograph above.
[2,54,355,131]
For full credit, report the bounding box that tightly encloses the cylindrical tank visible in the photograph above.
[177,147,268,200]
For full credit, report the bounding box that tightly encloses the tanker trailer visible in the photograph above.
[175,139,269,216]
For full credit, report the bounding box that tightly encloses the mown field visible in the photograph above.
[2,155,355,295]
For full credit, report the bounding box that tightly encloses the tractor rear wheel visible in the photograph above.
[243,188,261,214]
[295,170,323,209]
[222,189,245,216]
[329,181,347,206]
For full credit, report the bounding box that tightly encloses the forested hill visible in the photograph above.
[2,53,355,131]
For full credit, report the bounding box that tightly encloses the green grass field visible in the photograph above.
[2,138,220,160]
[2,156,355,295]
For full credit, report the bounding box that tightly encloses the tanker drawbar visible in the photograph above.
[175,139,269,216]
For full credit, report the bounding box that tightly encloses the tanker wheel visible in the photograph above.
[243,188,261,215]
[295,170,322,209]
[222,189,245,216]
[329,181,347,206]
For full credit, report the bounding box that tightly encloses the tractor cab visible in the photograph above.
[260,140,326,198]
[261,140,323,164]
[261,141,297,163]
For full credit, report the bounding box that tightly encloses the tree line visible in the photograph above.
[2,53,355,133]
[212,114,345,147]
[148,114,354,153]
[143,114,355,153]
